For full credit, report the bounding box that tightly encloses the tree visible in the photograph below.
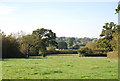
[19,34,36,57]
[97,22,118,51]
[86,42,97,49]
[100,22,116,38]
[73,44,80,49]
[2,33,26,58]
[67,37,75,48]
[57,41,67,49]
[115,4,120,13]
[32,28,57,57]
[56,37,66,41]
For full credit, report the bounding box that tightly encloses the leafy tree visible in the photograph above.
[86,42,97,49]
[32,28,57,57]
[67,37,75,48]
[115,4,120,13]
[73,44,80,49]
[97,22,118,51]
[57,41,67,49]
[100,22,116,38]
[19,34,36,57]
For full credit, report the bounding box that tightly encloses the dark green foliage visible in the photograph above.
[67,37,75,48]
[78,47,93,56]
[1,28,58,58]
[32,28,58,57]
[97,38,113,51]
[2,34,26,58]
[73,44,80,49]
[78,46,107,57]
[97,22,118,51]
[115,4,120,13]
[57,41,67,49]
[47,49,77,54]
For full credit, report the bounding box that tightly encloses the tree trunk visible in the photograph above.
[42,53,46,57]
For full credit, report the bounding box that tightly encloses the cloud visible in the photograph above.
[0,6,16,15]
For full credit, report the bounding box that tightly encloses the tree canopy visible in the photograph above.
[32,28,58,57]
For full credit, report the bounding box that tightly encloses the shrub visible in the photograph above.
[2,35,26,58]
[47,46,56,52]
[77,47,93,57]
[46,49,77,54]
[107,51,118,59]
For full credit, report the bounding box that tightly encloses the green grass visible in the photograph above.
[0,61,2,80]
[2,56,118,79]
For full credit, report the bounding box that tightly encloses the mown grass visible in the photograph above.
[0,60,2,80]
[2,56,118,79]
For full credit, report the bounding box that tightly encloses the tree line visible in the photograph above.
[1,28,98,58]
[1,21,119,58]
[56,37,97,49]
[1,28,57,58]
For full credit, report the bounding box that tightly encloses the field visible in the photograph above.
[2,55,118,79]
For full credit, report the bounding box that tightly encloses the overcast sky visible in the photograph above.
[0,1,118,38]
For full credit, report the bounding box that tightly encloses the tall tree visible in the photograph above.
[32,28,57,57]
[19,35,36,57]
[97,22,118,51]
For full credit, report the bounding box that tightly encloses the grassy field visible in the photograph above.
[2,56,118,79]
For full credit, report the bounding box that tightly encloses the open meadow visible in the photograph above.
[2,56,118,79]
[0,1,119,80]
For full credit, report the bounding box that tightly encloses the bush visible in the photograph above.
[77,47,93,57]
[57,49,77,54]
[107,51,118,59]
[46,49,77,54]
[86,42,97,49]
[2,35,26,58]
[47,46,56,53]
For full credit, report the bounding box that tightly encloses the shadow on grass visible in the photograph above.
[28,56,48,59]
